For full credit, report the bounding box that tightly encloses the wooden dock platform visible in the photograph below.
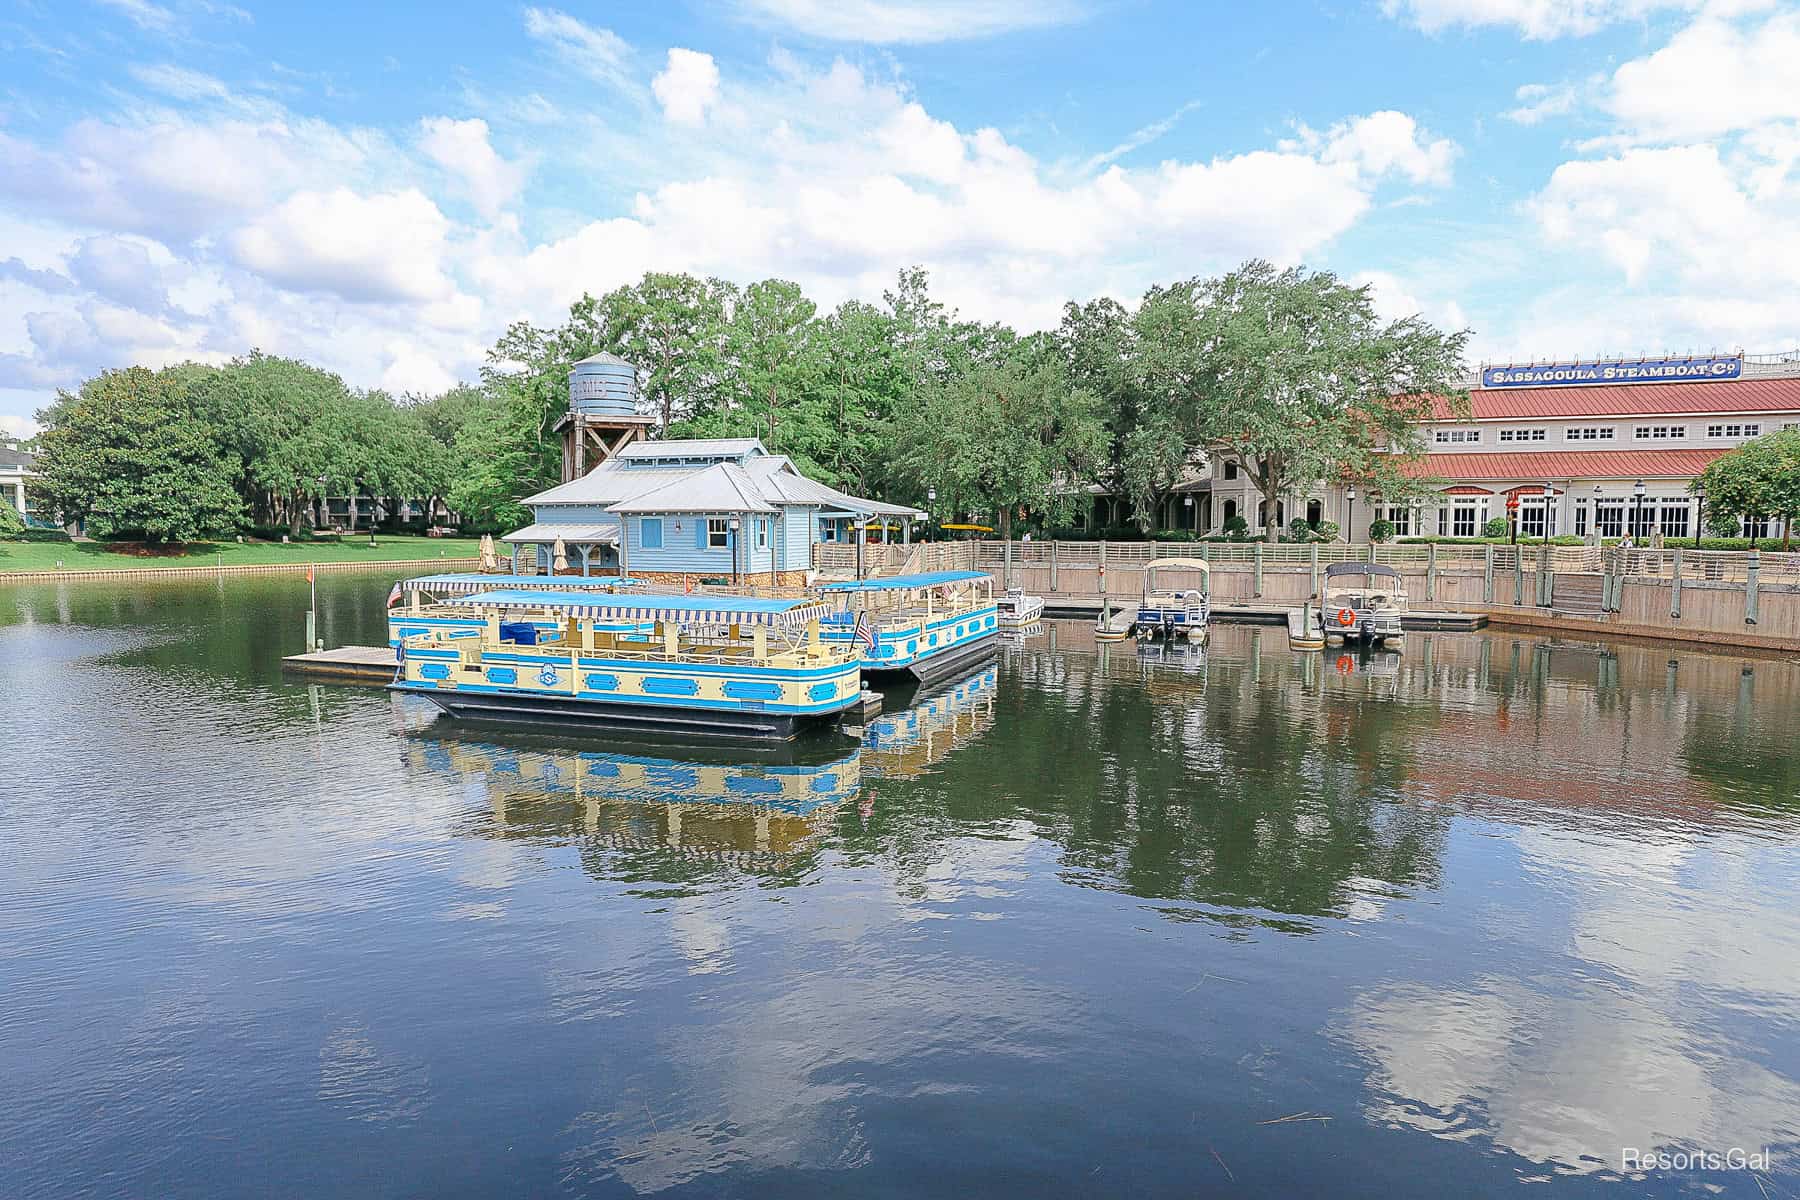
[281,645,398,683]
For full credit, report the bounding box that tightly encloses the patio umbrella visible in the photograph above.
[479,533,496,571]
[552,536,569,573]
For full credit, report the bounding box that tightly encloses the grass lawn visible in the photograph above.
[0,534,492,574]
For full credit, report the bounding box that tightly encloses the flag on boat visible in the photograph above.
[854,612,876,651]
[386,581,402,608]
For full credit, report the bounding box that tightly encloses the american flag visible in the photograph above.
[386,581,403,608]
[854,612,877,652]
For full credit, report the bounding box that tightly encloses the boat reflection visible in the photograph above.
[860,661,999,780]
[406,733,861,863]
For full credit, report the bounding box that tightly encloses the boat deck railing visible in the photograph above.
[402,628,853,670]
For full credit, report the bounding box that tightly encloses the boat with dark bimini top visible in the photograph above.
[816,569,1000,682]
[393,589,863,741]
[1320,561,1406,648]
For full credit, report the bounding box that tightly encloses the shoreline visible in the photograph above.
[0,556,482,584]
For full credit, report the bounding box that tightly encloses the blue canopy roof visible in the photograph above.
[450,589,831,628]
[818,569,990,592]
[403,572,637,594]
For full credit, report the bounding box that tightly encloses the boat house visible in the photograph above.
[509,436,924,585]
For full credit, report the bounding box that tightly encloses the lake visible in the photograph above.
[2,573,1797,1198]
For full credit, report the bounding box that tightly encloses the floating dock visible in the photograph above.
[281,645,399,683]
[1043,601,1486,631]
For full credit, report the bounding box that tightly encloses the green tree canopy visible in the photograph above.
[34,366,243,543]
[1695,428,1800,547]
[1128,260,1469,539]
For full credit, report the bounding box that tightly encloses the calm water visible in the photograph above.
[3,574,1798,1199]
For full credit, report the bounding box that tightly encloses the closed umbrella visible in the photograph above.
[479,533,496,572]
[552,536,568,573]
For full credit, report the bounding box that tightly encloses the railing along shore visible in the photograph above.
[0,556,483,584]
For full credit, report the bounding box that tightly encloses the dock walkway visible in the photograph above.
[281,645,398,682]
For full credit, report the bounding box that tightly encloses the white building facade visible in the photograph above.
[1196,353,1800,542]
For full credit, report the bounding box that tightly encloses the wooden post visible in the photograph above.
[1098,539,1107,597]
[1049,540,1059,592]
[1483,543,1495,603]
[1253,541,1264,598]
[1746,549,1760,625]
[1003,535,1013,592]
[1669,548,1683,619]
[1513,547,1525,607]
[1309,542,1318,598]
[1426,542,1437,603]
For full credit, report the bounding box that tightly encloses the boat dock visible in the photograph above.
[281,645,399,682]
[1042,600,1487,631]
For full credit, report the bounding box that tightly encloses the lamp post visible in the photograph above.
[1507,493,1519,545]
[1693,485,1705,550]
[1632,479,1647,541]
[1184,493,1194,535]
[1542,480,1555,544]
[729,516,741,584]
[1345,485,1356,544]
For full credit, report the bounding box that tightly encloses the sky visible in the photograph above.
[1,0,1797,438]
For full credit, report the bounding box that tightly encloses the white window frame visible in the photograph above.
[1633,425,1687,440]
[707,517,731,549]
[1566,426,1616,441]
[1705,422,1760,438]
[1433,429,1481,445]
[1497,428,1547,443]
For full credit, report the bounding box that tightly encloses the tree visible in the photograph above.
[1695,428,1800,548]
[34,367,242,542]
[597,272,734,432]
[893,357,1109,538]
[1136,260,1470,541]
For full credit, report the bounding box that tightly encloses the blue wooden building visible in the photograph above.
[507,437,924,583]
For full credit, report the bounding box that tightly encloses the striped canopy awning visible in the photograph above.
[449,589,833,629]
[401,573,636,595]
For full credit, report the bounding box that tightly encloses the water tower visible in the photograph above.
[557,352,656,482]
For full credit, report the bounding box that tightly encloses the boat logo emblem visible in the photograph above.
[538,665,560,686]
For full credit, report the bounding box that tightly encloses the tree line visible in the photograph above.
[28,259,1482,544]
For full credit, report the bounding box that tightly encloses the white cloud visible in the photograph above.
[1284,111,1459,186]
[732,0,1088,42]
[96,0,176,33]
[232,188,455,303]
[1380,0,1715,39]
[1505,80,1580,125]
[651,49,721,126]
[1603,9,1800,142]
[419,117,523,217]
[522,8,633,88]
[128,63,232,101]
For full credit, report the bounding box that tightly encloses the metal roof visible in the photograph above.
[501,522,620,543]
[401,573,637,593]
[570,351,636,367]
[818,569,990,592]
[1431,377,1800,420]
[0,447,34,470]
[1409,449,1729,481]
[607,462,776,514]
[449,589,831,628]
[615,437,765,460]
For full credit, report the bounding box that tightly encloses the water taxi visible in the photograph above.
[996,587,1045,629]
[1321,562,1406,648]
[817,569,999,682]
[393,589,864,740]
[388,573,641,649]
[1135,557,1210,642]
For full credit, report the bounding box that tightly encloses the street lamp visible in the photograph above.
[1542,480,1555,543]
[1693,485,1705,549]
[1345,485,1356,544]
[1184,493,1195,534]
[1632,479,1647,542]
[729,516,742,583]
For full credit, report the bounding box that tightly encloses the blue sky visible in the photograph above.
[1,0,1796,435]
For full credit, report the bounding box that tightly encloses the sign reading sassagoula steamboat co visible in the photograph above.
[1481,353,1744,389]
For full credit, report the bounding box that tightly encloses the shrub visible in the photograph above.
[1222,515,1250,541]
[1287,517,1314,542]
[1367,517,1394,543]
[1482,516,1509,538]
[1314,519,1340,543]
